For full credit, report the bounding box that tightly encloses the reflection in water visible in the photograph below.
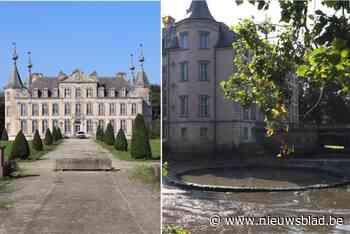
[163,182,350,234]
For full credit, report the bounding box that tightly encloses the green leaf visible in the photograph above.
[297,65,309,77]
[340,50,349,59]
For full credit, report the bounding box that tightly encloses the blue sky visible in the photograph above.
[0,1,160,89]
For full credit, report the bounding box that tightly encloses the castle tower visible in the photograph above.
[4,43,26,138]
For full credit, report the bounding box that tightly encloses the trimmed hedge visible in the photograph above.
[114,129,128,151]
[44,129,53,145]
[131,114,152,159]
[52,127,59,142]
[104,123,115,145]
[1,128,8,141]
[96,125,104,141]
[32,129,43,151]
[10,130,30,160]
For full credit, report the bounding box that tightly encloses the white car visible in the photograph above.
[76,131,87,139]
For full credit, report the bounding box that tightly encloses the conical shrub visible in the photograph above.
[44,129,53,145]
[131,114,152,159]
[114,129,128,151]
[96,125,104,141]
[57,127,63,139]
[32,129,43,151]
[52,127,59,142]
[104,123,115,145]
[1,128,8,141]
[10,130,30,160]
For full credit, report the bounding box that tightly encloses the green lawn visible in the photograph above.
[0,140,63,161]
[96,138,160,161]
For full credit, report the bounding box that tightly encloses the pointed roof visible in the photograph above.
[6,64,25,89]
[5,43,25,89]
[186,0,214,20]
[135,69,150,87]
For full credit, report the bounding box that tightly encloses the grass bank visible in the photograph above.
[96,138,160,161]
[0,140,63,161]
[131,164,160,191]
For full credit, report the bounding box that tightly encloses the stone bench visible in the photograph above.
[55,158,112,171]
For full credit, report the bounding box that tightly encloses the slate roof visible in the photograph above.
[186,0,214,20]
[5,64,25,89]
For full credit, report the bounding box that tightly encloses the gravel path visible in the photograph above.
[0,139,160,234]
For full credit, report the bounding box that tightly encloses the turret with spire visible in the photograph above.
[134,43,149,87]
[186,0,214,21]
[5,42,25,89]
[129,53,136,84]
[27,51,33,89]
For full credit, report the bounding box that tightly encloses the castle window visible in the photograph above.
[179,95,189,117]
[87,88,93,98]
[120,103,126,116]
[199,95,209,117]
[109,88,115,97]
[179,32,188,49]
[32,104,39,116]
[181,128,187,138]
[98,120,105,130]
[243,108,249,120]
[52,88,59,98]
[20,120,27,133]
[109,103,116,115]
[42,103,48,116]
[19,103,27,117]
[33,88,39,98]
[243,126,249,141]
[42,119,48,133]
[163,127,168,138]
[98,87,105,98]
[52,103,59,116]
[199,31,210,49]
[98,103,105,116]
[200,127,208,137]
[121,88,127,97]
[87,119,93,133]
[75,103,81,116]
[52,119,59,128]
[32,120,38,133]
[131,103,137,115]
[180,62,189,81]
[64,103,71,116]
[75,88,81,98]
[251,105,256,121]
[199,62,209,81]
[6,106,10,117]
[120,119,126,133]
[64,88,71,98]
[86,103,93,116]
[64,119,71,133]
[42,88,48,98]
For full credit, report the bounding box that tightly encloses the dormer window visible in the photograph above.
[199,31,210,49]
[33,88,39,98]
[42,88,48,98]
[52,88,59,98]
[179,32,189,49]
[64,88,71,98]
[76,88,81,98]
[98,87,105,98]
[121,88,127,97]
[109,88,115,97]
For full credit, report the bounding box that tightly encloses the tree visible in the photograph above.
[131,114,152,159]
[57,127,63,140]
[221,0,350,157]
[104,123,115,145]
[96,125,104,141]
[114,129,128,151]
[32,129,43,151]
[52,127,59,142]
[44,129,53,145]
[1,128,8,141]
[10,130,30,160]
